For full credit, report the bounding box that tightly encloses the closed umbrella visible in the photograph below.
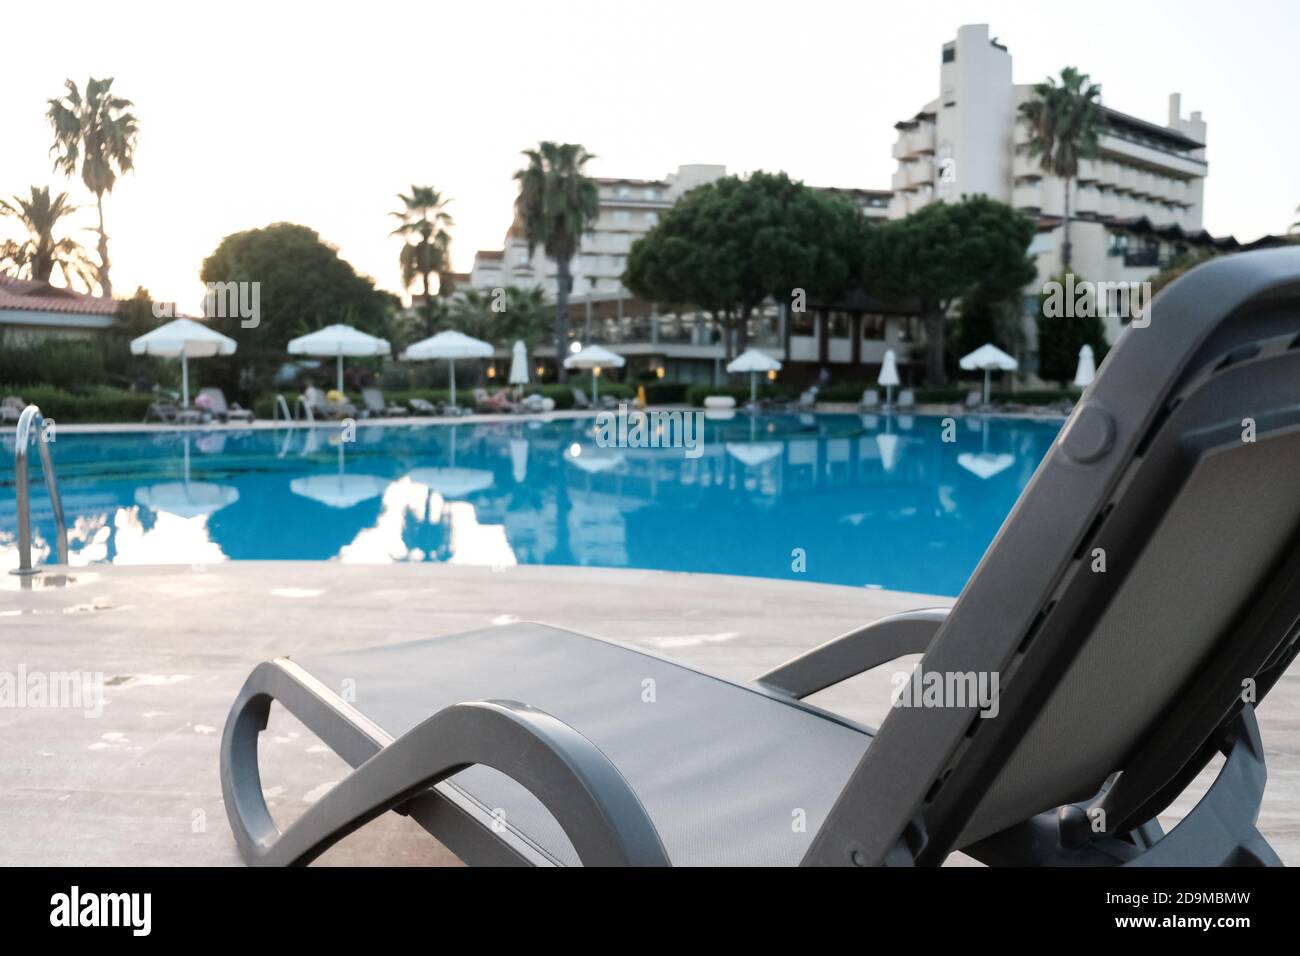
[1073,344,1096,389]
[959,343,1018,405]
[877,349,900,407]
[509,340,530,399]
[402,331,493,408]
[564,345,625,402]
[130,318,236,407]
[726,348,782,404]
[288,324,391,392]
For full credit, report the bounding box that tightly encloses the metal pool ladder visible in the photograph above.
[10,404,68,575]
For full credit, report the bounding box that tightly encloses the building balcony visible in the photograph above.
[1075,186,1100,216]
[1013,151,1042,179]
[1123,248,1160,268]
[1077,158,1102,182]
[905,160,934,187]
[1013,182,1044,210]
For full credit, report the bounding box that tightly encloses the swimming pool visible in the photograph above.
[0,413,1062,596]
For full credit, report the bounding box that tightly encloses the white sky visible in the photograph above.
[3,0,1296,307]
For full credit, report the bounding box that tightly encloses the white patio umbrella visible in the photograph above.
[130,318,237,407]
[726,348,782,403]
[508,340,530,398]
[288,324,391,392]
[959,343,1018,405]
[878,349,900,407]
[402,331,493,408]
[564,345,625,402]
[1073,344,1097,389]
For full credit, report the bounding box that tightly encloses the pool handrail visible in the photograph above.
[10,404,68,575]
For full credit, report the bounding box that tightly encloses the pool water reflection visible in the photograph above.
[0,413,1062,596]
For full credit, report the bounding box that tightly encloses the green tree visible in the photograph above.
[389,186,453,336]
[624,171,868,359]
[200,222,399,397]
[514,142,599,377]
[868,196,1037,387]
[1019,67,1102,271]
[0,186,97,287]
[448,286,551,347]
[1034,271,1110,386]
[46,77,140,297]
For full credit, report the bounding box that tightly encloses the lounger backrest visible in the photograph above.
[361,389,384,411]
[810,248,1300,865]
[898,389,915,406]
[198,387,229,413]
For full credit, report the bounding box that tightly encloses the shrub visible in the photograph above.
[0,338,108,390]
[644,381,690,404]
[686,384,792,407]
[3,384,156,423]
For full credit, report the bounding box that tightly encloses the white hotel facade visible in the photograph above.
[469,24,1227,384]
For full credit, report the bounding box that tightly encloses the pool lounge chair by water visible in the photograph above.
[199,387,255,423]
[303,386,356,421]
[860,388,879,410]
[1,395,24,425]
[362,388,407,418]
[143,400,202,425]
[222,249,1300,866]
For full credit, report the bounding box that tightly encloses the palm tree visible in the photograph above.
[1019,67,1103,271]
[390,185,453,336]
[0,186,98,288]
[514,142,599,378]
[46,77,140,297]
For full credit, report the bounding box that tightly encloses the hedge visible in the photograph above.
[686,384,794,407]
[1,385,156,423]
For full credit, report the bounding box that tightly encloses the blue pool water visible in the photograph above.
[0,413,1062,596]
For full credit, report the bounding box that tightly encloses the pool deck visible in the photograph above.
[2,562,1297,866]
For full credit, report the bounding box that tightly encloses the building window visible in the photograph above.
[645,188,658,200]
[616,186,630,198]
[1108,233,1130,257]
[613,210,630,223]
[861,314,885,340]
[828,312,850,337]
[789,308,816,336]
[942,46,955,63]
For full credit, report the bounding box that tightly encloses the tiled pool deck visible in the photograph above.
[2,562,1297,866]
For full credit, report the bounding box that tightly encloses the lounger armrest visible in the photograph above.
[755,607,950,699]
[221,663,670,866]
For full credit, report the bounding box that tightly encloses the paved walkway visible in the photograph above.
[1,563,1295,865]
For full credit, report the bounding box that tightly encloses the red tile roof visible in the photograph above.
[0,277,118,315]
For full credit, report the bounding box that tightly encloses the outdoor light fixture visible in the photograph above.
[487,366,496,378]
[655,366,666,379]
[569,341,583,354]
[767,370,778,380]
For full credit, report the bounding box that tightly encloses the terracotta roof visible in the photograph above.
[475,250,504,261]
[0,277,118,315]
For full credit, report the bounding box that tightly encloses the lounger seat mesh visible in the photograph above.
[297,623,872,866]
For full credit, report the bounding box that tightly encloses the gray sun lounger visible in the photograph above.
[222,247,1300,866]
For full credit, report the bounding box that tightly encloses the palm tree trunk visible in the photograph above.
[555,258,571,380]
[95,192,112,297]
[1061,177,1073,272]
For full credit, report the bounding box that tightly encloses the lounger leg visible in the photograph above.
[220,662,670,867]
